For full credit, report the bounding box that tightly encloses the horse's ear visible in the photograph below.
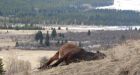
[96,51,100,53]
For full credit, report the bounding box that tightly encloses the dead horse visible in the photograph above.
[38,43,106,70]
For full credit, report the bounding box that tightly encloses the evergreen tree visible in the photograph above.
[45,31,50,46]
[61,40,64,45]
[0,59,5,75]
[120,35,126,41]
[66,27,68,31]
[35,31,44,44]
[65,39,68,43]
[58,26,61,30]
[15,41,19,47]
[56,40,60,46]
[135,27,138,31]
[79,41,82,47]
[51,28,57,38]
[87,30,91,36]
[61,34,65,38]
[58,33,62,37]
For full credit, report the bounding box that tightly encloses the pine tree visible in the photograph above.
[61,34,65,38]
[87,30,91,36]
[79,41,82,47]
[51,28,57,38]
[58,26,61,30]
[66,27,68,31]
[35,31,44,44]
[120,35,126,41]
[0,59,5,75]
[15,41,19,47]
[61,40,64,45]
[56,40,60,46]
[45,31,50,46]
[65,39,68,43]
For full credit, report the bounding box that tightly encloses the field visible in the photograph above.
[0,49,56,69]
[0,29,57,69]
[0,26,140,75]
[33,40,140,75]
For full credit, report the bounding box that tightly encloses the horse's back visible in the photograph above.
[59,43,82,58]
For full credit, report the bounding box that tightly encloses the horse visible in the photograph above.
[38,43,106,70]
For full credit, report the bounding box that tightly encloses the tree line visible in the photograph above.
[2,0,140,26]
[1,9,140,26]
[29,28,91,47]
[0,24,44,30]
[34,28,67,47]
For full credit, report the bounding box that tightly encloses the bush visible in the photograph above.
[0,59,5,75]
[39,57,48,67]
[5,58,31,75]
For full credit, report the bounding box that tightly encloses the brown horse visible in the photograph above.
[38,43,106,70]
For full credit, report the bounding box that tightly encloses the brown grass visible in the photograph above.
[5,57,31,75]
[32,40,140,75]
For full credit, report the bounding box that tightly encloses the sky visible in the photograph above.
[96,0,140,12]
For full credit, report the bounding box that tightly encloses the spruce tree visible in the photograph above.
[79,41,82,47]
[58,26,61,30]
[61,34,65,38]
[87,30,91,36]
[65,39,68,43]
[61,40,64,45]
[45,31,50,46]
[51,28,57,38]
[35,31,44,44]
[66,27,68,31]
[15,41,19,47]
[56,40,60,46]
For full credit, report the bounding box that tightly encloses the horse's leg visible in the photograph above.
[51,53,70,67]
[38,51,59,70]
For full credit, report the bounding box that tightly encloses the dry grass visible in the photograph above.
[1,30,140,75]
[0,49,56,70]
[32,40,140,75]
[5,57,31,75]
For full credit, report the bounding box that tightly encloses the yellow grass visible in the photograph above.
[1,29,140,75]
[33,40,140,75]
[0,49,56,70]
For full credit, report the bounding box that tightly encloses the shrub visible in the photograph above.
[0,59,5,75]
[39,57,48,67]
[5,58,31,75]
